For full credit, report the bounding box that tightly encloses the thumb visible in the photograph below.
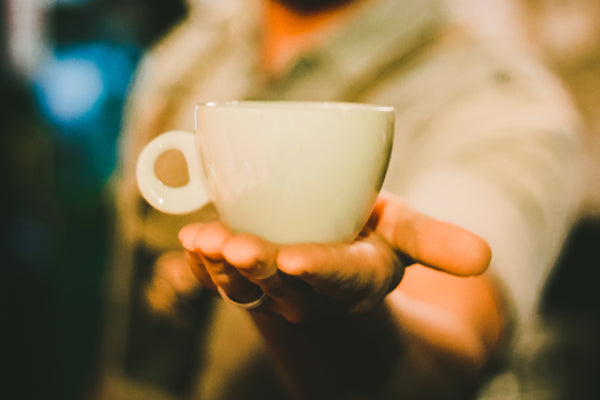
[374,192,492,276]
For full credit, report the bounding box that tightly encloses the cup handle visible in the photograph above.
[136,130,209,214]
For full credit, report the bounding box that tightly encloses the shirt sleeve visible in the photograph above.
[385,69,585,327]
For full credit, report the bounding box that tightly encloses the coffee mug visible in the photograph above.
[136,101,395,244]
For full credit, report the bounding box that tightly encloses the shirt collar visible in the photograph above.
[321,0,447,84]
[265,0,447,100]
[199,0,448,101]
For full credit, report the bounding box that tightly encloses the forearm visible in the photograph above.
[250,268,505,400]
[250,300,400,400]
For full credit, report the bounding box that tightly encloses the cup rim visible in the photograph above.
[196,100,394,113]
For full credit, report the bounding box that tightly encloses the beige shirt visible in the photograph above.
[102,0,584,398]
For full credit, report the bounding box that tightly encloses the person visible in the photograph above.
[97,0,584,399]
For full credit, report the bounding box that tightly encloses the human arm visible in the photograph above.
[178,191,504,399]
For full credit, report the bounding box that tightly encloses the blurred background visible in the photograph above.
[2,1,186,399]
[1,0,598,399]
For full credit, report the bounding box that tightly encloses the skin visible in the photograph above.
[179,192,504,399]
[174,1,507,398]
[260,0,364,74]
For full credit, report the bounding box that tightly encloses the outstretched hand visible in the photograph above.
[178,191,491,323]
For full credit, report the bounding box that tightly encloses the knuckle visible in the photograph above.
[282,309,310,324]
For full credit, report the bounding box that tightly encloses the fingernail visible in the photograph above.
[179,227,196,251]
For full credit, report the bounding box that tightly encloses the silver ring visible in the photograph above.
[217,286,266,310]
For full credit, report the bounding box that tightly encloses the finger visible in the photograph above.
[224,233,336,322]
[155,251,202,294]
[145,252,198,315]
[276,232,404,312]
[179,223,205,252]
[221,233,283,295]
[179,224,217,290]
[375,193,491,276]
[191,222,263,303]
[184,250,217,291]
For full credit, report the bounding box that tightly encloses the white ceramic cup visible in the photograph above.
[136,101,395,244]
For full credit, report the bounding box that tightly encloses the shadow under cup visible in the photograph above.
[137,101,395,244]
